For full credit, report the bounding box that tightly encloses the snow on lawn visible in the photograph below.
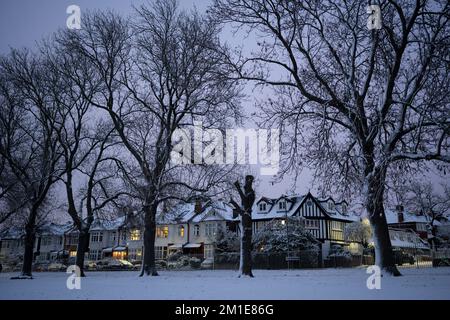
[1,267,449,300]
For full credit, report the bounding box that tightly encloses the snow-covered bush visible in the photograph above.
[344,221,372,247]
[214,224,239,253]
[252,217,320,253]
[189,257,201,269]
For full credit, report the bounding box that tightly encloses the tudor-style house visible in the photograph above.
[253,192,359,259]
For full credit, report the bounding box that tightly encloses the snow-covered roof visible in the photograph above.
[252,193,359,222]
[38,222,73,236]
[0,226,25,240]
[385,209,441,226]
[157,202,197,224]
[387,228,430,249]
[191,201,238,223]
[158,200,239,224]
[89,216,126,231]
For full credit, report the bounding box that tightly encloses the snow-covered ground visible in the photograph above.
[1,267,449,300]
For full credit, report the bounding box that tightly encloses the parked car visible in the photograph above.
[48,263,67,272]
[33,261,49,272]
[97,258,133,270]
[393,249,415,265]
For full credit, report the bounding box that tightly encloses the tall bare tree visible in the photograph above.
[56,1,241,276]
[211,0,450,275]
[0,49,62,278]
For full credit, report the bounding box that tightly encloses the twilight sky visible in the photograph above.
[0,1,446,205]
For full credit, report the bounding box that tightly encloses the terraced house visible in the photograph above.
[1,193,362,265]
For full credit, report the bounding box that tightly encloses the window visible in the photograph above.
[121,232,127,241]
[328,200,335,211]
[157,226,169,238]
[279,201,286,210]
[205,223,217,237]
[130,229,141,241]
[179,226,185,238]
[41,236,52,246]
[193,225,200,237]
[89,250,101,261]
[112,232,117,242]
[155,246,168,259]
[129,248,143,261]
[305,219,319,229]
[306,199,313,207]
[342,204,347,214]
[204,244,214,259]
[90,232,103,243]
[259,203,267,212]
[331,221,342,231]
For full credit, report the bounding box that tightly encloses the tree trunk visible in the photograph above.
[140,203,158,276]
[75,229,90,277]
[21,222,35,278]
[240,209,253,277]
[366,169,401,276]
[232,175,255,278]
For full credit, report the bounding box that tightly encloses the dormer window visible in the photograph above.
[328,200,335,211]
[342,203,347,214]
[279,201,286,210]
[259,203,267,212]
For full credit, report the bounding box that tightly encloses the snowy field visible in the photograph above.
[1,267,450,300]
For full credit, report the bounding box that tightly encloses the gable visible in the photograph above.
[294,195,327,218]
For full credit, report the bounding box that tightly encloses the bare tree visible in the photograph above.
[43,42,130,276]
[230,175,256,277]
[406,181,450,243]
[0,49,62,278]
[211,0,450,275]
[56,1,241,276]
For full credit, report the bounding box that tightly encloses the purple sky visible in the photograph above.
[0,1,445,204]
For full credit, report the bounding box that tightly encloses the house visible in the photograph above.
[0,193,361,265]
[385,205,441,241]
[35,223,71,262]
[153,199,239,260]
[252,192,360,259]
[0,227,25,262]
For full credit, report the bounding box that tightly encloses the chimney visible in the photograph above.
[395,205,404,223]
[195,199,202,214]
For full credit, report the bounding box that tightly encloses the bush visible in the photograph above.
[189,257,202,269]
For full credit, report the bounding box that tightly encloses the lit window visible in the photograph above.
[69,251,77,257]
[157,226,169,238]
[130,229,141,241]
[281,219,286,225]
[179,226,185,238]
